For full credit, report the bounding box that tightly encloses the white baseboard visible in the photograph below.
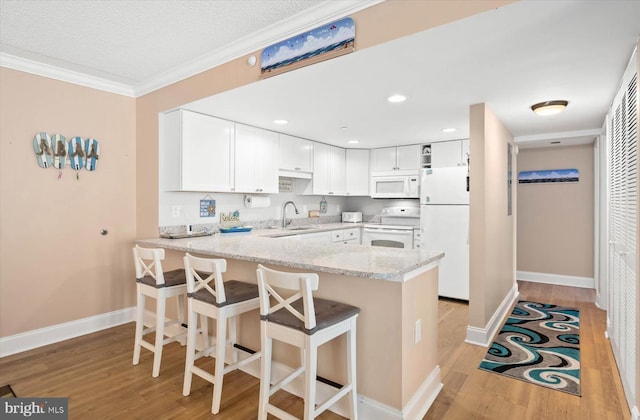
[632,405,639,420]
[240,355,442,419]
[517,271,594,289]
[0,307,136,357]
[465,283,519,347]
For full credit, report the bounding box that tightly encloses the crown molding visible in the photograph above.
[0,52,135,97]
[1,0,382,98]
[132,0,384,97]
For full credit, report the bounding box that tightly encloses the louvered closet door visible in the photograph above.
[607,51,637,408]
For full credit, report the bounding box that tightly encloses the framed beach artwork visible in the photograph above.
[518,168,579,184]
[261,17,355,77]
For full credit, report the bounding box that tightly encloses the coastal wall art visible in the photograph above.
[518,168,579,184]
[260,17,355,77]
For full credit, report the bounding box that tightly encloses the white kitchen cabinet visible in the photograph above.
[161,109,235,192]
[371,145,420,173]
[342,227,361,244]
[234,123,279,193]
[298,230,332,243]
[279,134,313,174]
[430,139,469,168]
[312,143,346,195]
[345,149,369,196]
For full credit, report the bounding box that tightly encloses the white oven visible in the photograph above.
[362,225,415,248]
[362,206,420,249]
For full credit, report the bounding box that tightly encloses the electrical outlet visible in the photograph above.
[414,319,421,344]
[172,205,180,217]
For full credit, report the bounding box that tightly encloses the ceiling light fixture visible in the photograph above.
[347,140,360,144]
[530,100,569,116]
[442,128,457,133]
[387,94,407,103]
[273,119,288,125]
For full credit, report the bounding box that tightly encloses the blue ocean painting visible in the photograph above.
[518,168,579,184]
[261,17,355,74]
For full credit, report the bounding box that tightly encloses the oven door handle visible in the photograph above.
[363,228,413,235]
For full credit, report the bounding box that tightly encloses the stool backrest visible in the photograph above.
[183,253,228,304]
[133,245,166,286]
[256,264,319,330]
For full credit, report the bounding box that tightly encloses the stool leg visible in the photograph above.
[258,323,271,420]
[152,292,166,378]
[347,321,358,420]
[229,316,238,364]
[303,339,317,420]
[132,286,145,366]
[176,294,187,346]
[199,314,210,354]
[183,302,197,396]
[211,314,227,414]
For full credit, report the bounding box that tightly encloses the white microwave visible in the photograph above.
[370,174,419,198]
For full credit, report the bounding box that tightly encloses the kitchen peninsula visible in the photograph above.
[137,230,444,419]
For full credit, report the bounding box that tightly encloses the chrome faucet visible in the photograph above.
[282,201,299,228]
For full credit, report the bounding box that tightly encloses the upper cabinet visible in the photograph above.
[234,124,279,194]
[345,149,369,196]
[429,139,469,168]
[312,143,346,195]
[161,109,235,192]
[279,134,313,175]
[371,145,421,173]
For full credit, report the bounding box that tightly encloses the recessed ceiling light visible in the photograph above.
[347,140,360,144]
[273,119,288,125]
[531,100,568,116]
[341,126,349,130]
[442,128,457,133]
[387,94,407,103]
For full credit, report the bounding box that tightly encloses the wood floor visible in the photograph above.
[0,281,630,419]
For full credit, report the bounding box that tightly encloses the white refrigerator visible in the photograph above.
[420,166,469,300]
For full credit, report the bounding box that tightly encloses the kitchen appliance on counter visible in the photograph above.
[420,166,469,300]
[362,206,419,249]
[341,211,363,223]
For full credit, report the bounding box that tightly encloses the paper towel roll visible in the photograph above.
[244,194,271,208]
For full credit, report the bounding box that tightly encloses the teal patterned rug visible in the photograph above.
[479,301,581,396]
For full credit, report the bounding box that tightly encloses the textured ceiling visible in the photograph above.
[0,0,329,85]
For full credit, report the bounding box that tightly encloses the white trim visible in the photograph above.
[2,1,382,98]
[517,271,594,289]
[631,405,639,420]
[465,283,519,347]
[0,53,135,97]
[514,129,601,144]
[0,307,136,357]
[240,355,441,419]
[401,366,443,420]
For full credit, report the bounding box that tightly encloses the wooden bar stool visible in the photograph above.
[132,244,188,378]
[182,253,262,414]
[256,264,360,420]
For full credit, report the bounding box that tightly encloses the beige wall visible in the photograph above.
[0,68,137,336]
[1,0,516,339]
[468,103,516,328]
[517,144,594,278]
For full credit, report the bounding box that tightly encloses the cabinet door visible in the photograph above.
[279,134,312,172]
[312,142,330,194]
[371,147,398,171]
[254,129,279,193]
[346,149,369,195]
[235,124,279,193]
[233,124,257,193]
[299,231,331,243]
[396,145,421,170]
[180,110,235,192]
[431,140,462,168]
[328,146,346,195]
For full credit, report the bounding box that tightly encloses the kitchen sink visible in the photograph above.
[286,226,317,231]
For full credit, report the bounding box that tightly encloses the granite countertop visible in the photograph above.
[137,225,443,282]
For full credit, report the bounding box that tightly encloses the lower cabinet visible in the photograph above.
[331,228,361,244]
